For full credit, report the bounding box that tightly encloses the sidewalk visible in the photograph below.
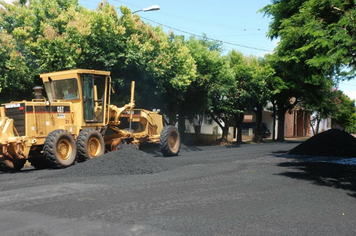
[241,135,309,143]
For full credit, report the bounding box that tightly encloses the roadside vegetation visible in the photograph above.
[0,0,355,143]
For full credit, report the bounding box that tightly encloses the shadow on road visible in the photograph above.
[277,161,356,198]
[271,150,290,157]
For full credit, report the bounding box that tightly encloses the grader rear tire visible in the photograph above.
[160,125,181,157]
[44,130,77,168]
[76,128,105,162]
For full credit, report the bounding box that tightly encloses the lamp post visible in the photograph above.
[132,5,160,14]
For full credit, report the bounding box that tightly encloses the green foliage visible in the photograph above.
[180,36,237,141]
[116,7,197,121]
[0,31,32,102]
[332,93,356,132]
[0,0,83,101]
[259,0,356,139]
[0,1,196,117]
[261,0,356,77]
[227,51,277,142]
[5,0,353,144]
[183,37,224,115]
[346,113,356,134]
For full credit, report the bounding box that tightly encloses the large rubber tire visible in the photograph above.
[160,125,181,157]
[44,129,77,168]
[76,128,105,162]
[28,157,48,169]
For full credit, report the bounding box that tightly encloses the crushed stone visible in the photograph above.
[288,129,356,157]
[47,145,169,178]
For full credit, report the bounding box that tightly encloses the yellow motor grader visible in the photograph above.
[0,69,180,171]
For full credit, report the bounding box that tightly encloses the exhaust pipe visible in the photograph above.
[33,86,44,99]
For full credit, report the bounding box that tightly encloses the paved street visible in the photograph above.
[0,142,355,236]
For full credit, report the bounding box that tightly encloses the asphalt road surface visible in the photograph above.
[0,142,355,236]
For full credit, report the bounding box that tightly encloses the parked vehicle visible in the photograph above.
[241,122,271,138]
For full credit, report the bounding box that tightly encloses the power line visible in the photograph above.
[141,16,272,52]
[155,12,268,32]
[109,0,268,32]
[80,1,274,53]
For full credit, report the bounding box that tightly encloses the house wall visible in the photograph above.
[284,111,294,137]
[284,110,311,137]
[310,115,332,134]
[263,110,274,133]
[183,106,311,143]
[185,123,219,135]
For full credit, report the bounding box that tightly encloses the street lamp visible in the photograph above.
[132,5,160,14]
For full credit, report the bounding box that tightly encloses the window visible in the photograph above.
[81,74,106,123]
[44,78,79,100]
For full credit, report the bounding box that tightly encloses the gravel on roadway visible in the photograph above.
[0,137,355,236]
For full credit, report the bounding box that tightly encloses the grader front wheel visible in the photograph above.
[76,128,105,162]
[44,129,77,168]
[160,125,181,157]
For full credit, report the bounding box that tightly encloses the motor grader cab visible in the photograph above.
[0,69,180,171]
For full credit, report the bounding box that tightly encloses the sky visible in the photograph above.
[2,0,356,101]
[81,0,278,56]
[80,0,356,101]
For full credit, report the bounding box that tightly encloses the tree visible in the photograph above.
[227,51,276,143]
[261,0,356,78]
[305,88,356,134]
[226,50,250,143]
[0,1,197,126]
[182,36,222,138]
[207,62,237,143]
[305,86,340,135]
[0,31,32,102]
[331,91,356,132]
[262,54,287,141]
[182,40,237,143]
[259,1,355,141]
[346,112,356,134]
[184,37,236,143]
[243,56,275,143]
[117,8,197,124]
[0,0,123,101]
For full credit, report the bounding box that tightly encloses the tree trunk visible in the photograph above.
[194,125,201,142]
[234,112,244,144]
[164,103,179,125]
[315,117,321,135]
[253,104,263,143]
[210,113,228,143]
[276,100,286,142]
[194,125,201,135]
[310,117,316,135]
[221,125,229,143]
[272,101,276,141]
[178,112,186,143]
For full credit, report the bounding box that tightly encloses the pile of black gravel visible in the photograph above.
[288,129,356,157]
[48,145,169,178]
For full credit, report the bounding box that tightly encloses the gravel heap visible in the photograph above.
[49,145,168,178]
[288,129,356,157]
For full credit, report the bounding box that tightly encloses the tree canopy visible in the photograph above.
[0,0,196,124]
[260,0,356,140]
[261,0,356,78]
[0,0,354,144]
